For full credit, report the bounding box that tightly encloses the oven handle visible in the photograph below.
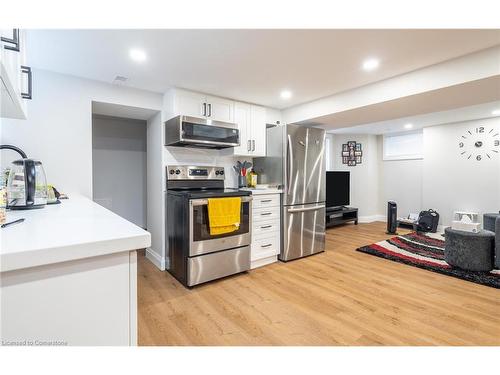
[190,196,253,206]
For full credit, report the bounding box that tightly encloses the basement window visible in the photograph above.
[383,131,423,161]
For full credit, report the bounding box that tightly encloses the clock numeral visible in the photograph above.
[459,142,464,148]
[476,127,485,133]
[495,140,499,147]
[476,155,482,161]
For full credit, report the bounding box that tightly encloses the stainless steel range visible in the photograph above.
[166,165,252,287]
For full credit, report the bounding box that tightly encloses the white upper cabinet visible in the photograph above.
[174,89,207,119]
[1,29,30,120]
[233,103,267,157]
[165,88,268,156]
[233,102,251,155]
[172,89,234,123]
[250,105,266,157]
[205,95,234,123]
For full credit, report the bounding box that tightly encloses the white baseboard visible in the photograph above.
[359,214,386,223]
[145,248,166,271]
[251,255,278,270]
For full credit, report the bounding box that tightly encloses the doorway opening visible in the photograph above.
[91,101,160,231]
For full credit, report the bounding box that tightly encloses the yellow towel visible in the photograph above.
[207,197,241,236]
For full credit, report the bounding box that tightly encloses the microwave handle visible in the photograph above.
[190,196,253,206]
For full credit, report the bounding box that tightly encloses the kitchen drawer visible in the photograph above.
[252,206,280,223]
[252,219,280,237]
[252,194,280,209]
[251,234,280,261]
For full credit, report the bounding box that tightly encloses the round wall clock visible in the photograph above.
[459,126,500,161]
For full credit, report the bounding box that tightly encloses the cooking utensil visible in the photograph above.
[1,218,25,228]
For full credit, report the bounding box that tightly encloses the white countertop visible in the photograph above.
[241,187,283,195]
[1,194,151,272]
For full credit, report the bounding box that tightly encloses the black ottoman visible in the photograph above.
[444,227,495,271]
[483,212,500,231]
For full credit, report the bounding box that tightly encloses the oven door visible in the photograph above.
[189,196,252,256]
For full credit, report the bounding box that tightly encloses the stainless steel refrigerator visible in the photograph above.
[253,124,326,261]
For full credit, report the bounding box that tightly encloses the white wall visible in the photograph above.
[330,134,381,221]
[374,118,500,226]
[423,117,500,225]
[0,69,162,197]
[146,112,165,269]
[92,115,147,228]
[377,135,423,217]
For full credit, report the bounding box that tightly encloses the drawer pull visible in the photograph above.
[261,212,272,216]
[261,243,272,248]
[21,66,32,100]
[260,225,272,229]
[2,28,20,52]
[261,199,272,203]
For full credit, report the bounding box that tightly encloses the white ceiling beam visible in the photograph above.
[282,46,500,124]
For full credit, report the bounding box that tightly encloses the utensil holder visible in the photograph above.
[238,176,247,188]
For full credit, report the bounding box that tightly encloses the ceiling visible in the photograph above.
[26,29,500,109]
[303,75,500,131]
[329,100,500,135]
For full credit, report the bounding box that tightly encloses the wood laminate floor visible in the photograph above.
[138,222,500,345]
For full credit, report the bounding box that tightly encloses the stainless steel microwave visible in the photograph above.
[164,115,240,149]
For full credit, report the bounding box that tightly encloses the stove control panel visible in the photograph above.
[167,165,225,180]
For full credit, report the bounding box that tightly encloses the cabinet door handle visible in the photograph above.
[21,66,32,100]
[252,139,255,151]
[202,103,207,116]
[261,212,272,216]
[261,243,272,248]
[208,103,212,117]
[247,140,251,151]
[261,199,272,203]
[1,28,20,52]
[260,225,272,229]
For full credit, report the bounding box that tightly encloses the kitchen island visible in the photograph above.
[0,195,150,346]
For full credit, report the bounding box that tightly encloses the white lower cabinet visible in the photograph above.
[0,251,138,346]
[250,193,281,269]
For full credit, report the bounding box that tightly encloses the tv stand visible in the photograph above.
[326,206,358,228]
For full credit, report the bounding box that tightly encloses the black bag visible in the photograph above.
[416,209,439,233]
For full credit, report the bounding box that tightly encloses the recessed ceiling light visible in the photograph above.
[492,109,500,116]
[362,58,380,71]
[404,123,413,129]
[129,49,147,62]
[280,90,292,100]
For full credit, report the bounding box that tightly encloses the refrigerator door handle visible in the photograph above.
[287,204,325,213]
[286,136,292,195]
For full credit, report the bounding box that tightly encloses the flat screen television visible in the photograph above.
[326,171,350,209]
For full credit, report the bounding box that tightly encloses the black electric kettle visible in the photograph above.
[0,145,48,210]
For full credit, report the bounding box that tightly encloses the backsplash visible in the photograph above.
[164,147,251,188]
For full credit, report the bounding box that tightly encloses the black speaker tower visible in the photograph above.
[386,201,398,235]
